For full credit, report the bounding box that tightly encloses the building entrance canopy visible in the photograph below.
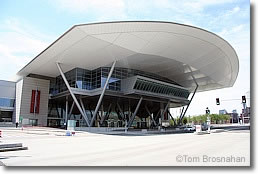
[17,21,238,92]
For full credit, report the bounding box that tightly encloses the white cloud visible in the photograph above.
[0,18,53,80]
[232,24,244,33]
[50,0,238,23]
[217,24,245,38]
[231,6,240,14]
[145,0,236,14]
[183,0,235,11]
[52,0,127,21]
[56,0,125,12]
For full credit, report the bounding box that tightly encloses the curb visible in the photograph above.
[0,143,28,152]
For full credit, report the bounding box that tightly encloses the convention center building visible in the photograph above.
[0,21,239,129]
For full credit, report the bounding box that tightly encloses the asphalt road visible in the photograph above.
[0,127,250,166]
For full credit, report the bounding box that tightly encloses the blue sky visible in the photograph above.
[0,0,250,116]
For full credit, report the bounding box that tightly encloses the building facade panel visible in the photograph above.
[16,77,50,126]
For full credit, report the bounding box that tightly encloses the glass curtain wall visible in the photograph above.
[0,98,15,107]
[50,67,181,95]
[133,78,190,99]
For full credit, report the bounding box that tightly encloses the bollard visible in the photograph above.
[66,131,71,136]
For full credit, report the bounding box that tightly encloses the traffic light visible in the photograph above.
[205,107,210,114]
[216,98,220,105]
[242,96,246,103]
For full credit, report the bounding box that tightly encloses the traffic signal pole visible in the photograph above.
[242,102,246,125]
[215,96,249,125]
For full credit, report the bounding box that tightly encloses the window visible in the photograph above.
[50,67,184,95]
[134,81,139,89]
[0,98,15,107]
[29,119,38,126]
[0,111,13,122]
[133,79,190,99]
[76,81,82,89]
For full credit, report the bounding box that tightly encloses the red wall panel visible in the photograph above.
[30,90,36,113]
[36,91,40,113]
[30,90,41,114]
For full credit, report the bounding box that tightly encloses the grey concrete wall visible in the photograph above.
[16,77,50,126]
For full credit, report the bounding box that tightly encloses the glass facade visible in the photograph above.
[0,98,15,107]
[133,78,190,99]
[50,67,181,95]
[0,111,13,122]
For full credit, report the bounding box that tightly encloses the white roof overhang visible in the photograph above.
[17,21,239,92]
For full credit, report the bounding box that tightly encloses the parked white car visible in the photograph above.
[184,126,196,131]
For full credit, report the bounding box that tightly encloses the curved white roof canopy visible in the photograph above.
[17,21,239,92]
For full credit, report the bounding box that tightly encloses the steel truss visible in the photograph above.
[56,62,90,127]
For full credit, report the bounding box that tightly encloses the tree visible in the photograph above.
[182,117,188,125]
[192,116,198,124]
[221,114,231,123]
[210,114,220,124]
[190,114,231,125]
[169,119,175,126]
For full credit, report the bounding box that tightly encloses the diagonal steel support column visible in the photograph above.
[68,101,75,119]
[90,61,116,127]
[154,110,161,122]
[117,103,125,120]
[145,105,157,127]
[100,103,112,125]
[56,62,90,127]
[179,86,198,124]
[128,97,143,127]
[178,107,185,123]
[178,65,199,125]
[145,105,156,126]
[161,101,170,120]
[79,98,90,124]
[168,110,176,125]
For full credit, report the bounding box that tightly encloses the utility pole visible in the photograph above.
[206,107,211,133]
